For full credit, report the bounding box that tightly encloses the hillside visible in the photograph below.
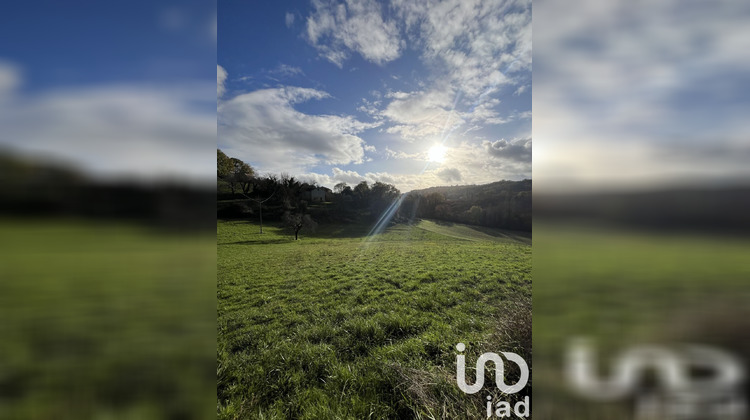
[401,179,531,231]
[408,179,532,200]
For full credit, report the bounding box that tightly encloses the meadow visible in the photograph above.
[217,219,532,419]
[0,218,216,419]
[532,221,750,419]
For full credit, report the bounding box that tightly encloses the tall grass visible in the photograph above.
[217,220,531,419]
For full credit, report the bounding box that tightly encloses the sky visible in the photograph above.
[533,0,750,193]
[0,1,217,184]
[218,0,532,192]
[4,1,745,193]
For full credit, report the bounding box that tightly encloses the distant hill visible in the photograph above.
[400,179,531,231]
[0,151,214,230]
[535,186,750,233]
[409,179,531,201]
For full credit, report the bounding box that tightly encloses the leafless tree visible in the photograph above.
[283,212,317,240]
[241,188,275,234]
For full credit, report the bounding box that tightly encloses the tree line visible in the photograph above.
[218,149,531,237]
[397,180,531,231]
[218,150,402,238]
[0,151,215,230]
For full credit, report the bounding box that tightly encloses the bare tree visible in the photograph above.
[283,212,317,240]
[240,186,275,234]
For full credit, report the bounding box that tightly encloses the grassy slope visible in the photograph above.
[534,222,750,349]
[532,222,750,419]
[415,220,531,245]
[217,220,531,419]
[0,219,216,420]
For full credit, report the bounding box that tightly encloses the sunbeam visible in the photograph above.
[363,194,406,243]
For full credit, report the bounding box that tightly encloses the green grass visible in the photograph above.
[0,218,216,419]
[217,219,531,419]
[415,220,531,245]
[532,221,750,419]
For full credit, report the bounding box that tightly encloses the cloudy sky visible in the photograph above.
[0,1,217,183]
[4,1,748,194]
[534,0,750,192]
[218,0,531,192]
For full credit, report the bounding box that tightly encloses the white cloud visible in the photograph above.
[0,61,21,96]
[333,167,367,184]
[297,135,532,192]
[377,87,516,142]
[218,86,380,174]
[0,79,217,183]
[287,0,534,186]
[271,64,304,78]
[393,0,531,97]
[467,99,507,125]
[534,0,750,192]
[534,137,750,192]
[311,0,532,144]
[299,167,368,186]
[384,147,420,160]
[436,167,463,182]
[300,168,407,190]
[450,140,531,180]
[357,97,383,117]
[385,90,410,100]
[306,0,402,67]
[285,12,295,28]
[217,64,227,98]
[483,137,531,162]
[299,145,530,191]
[380,88,464,141]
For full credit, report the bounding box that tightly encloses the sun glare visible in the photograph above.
[427,145,447,162]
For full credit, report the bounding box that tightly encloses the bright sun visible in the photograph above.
[427,145,447,162]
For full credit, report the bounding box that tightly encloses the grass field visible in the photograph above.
[217,219,532,419]
[532,221,750,419]
[0,218,216,419]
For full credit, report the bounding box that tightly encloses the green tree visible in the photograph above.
[369,182,401,215]
[467,205,483,225]
[217,149,233,179]
[217,150,254,195]
[353,181,370,197]
[230,158,255,194]
[334,182,348,194]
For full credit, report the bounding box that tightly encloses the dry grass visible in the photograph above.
[390,293,533,419]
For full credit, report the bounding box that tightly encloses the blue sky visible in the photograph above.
[2,1,748,192]
[218,0,531,192]
[0,1,217,182]
[0,1,215,91]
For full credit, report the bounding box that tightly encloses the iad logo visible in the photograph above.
[456,343,529,394]
[456,343,530,418]
[566,338,747,420]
